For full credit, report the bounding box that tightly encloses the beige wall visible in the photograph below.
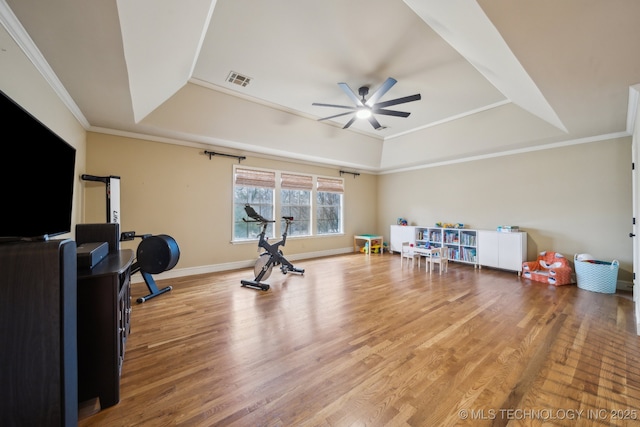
[84,133,378,273]
[85,133,633,285]
[1,29,86,240]
[378,137,633,282]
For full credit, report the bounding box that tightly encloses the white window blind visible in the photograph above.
[235,168,276,188]
[281,173,313,190]
[317,177,344,193]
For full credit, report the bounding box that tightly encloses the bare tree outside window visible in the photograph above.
[234,187,274,239]
[317,192,342,234]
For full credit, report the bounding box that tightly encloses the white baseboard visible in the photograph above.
[617,279,634,292]
[131,246,354,283]
[636,296,640,336]
[636,297,640,336]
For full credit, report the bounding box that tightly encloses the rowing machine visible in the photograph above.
[122,232,180,302]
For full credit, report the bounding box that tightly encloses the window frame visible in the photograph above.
[233,167,276,241]
[316,176,344,236]
[232,165,344,242]
[280,173,313,237]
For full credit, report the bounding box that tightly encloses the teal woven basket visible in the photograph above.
[574,255,619,294]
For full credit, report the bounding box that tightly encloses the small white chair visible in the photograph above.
[400,242,419,268]
[427,246,448,274]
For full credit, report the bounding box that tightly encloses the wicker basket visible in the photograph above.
[574,254,619,294]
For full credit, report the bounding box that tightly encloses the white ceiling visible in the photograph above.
[2,0,640,172]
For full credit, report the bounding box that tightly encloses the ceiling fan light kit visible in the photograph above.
[356,108,372,119]
[313,77,421,130]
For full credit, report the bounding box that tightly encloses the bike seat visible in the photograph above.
[244,204,271,222]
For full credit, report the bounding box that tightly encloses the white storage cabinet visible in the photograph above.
[477,230,527,273]
[389,225,416,253]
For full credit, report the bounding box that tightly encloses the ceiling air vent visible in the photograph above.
[226,71,252,87]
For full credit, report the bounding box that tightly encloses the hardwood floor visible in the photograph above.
[79,253,640,426]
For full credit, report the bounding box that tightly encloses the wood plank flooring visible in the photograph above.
[79,253,640,426]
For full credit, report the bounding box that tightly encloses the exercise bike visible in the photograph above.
[241,204,305,291]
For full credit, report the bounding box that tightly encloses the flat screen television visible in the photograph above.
[0,89,76,241]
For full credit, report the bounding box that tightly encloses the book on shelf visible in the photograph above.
[460,233,476,246]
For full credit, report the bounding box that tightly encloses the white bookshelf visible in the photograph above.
[391,225,527,272]
[415,226,478,267]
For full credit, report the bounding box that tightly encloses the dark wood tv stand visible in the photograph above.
[0,239,78,426]
[77,249,134,409]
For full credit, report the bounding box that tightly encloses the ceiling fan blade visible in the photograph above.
[312,102,356,110]
[318,111,355,121]
[338,83,365,107]
[372,108,410,118]
[365,77,397,107]
[368,115,382,130]
[342,116,357,129]
[373,93,421,109]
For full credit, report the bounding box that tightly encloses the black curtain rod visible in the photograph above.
[204,150,246,163]
[339,170,360,178]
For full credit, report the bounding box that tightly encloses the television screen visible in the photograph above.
[0,90,76,240]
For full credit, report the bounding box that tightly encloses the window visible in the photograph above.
[316,177,344,235]
[233,166,344,241]
[233,168,275,240]
[280,173,312,236]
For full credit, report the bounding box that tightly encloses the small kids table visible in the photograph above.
[354,234,384,255]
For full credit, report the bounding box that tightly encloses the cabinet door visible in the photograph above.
[478,230,499,268]
[0,240,77,426]
[498,233,526,272]
[390,225,415,253]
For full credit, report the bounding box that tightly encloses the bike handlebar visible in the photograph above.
[242,216,293,223]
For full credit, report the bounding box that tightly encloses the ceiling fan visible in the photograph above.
[312,77,421,130]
